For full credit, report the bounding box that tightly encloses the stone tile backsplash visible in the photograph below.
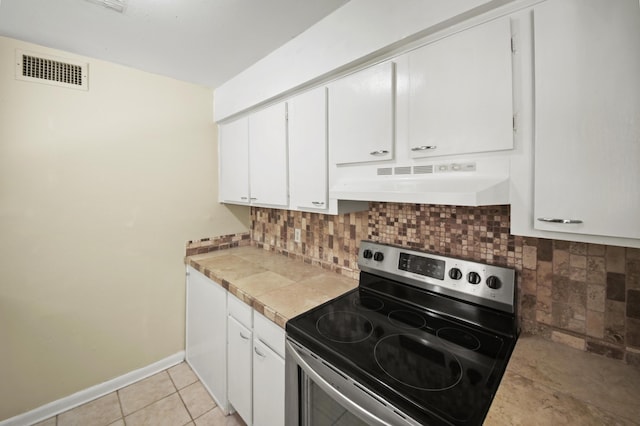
[250,203,640,366]
[185,232,251,256]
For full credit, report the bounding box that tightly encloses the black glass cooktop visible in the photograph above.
[287,272,518,426]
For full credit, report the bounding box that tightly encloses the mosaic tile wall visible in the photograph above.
[251,208,368,279]
[185,232,251,256]
[250,203,640,366]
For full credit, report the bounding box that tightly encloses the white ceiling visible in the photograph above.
[0,0,349,88]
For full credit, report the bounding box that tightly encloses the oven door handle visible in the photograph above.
[286,341,393,426]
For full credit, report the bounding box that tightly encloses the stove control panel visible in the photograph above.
[358,241,516,314]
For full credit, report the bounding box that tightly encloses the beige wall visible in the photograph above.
[0,36,250,420]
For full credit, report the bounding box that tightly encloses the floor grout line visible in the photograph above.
[115,388,126,426]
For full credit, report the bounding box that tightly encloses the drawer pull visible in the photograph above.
[239,332,249,340]
[311,201,325,206]
[240,197,248,200]
[537,218,583,224]
[369,150,389,156]
[254,347,266,358]
[411,145,437,151]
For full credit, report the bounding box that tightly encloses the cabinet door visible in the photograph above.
[407,17,514,158]
[289,87,328,210]
[249,102,288,207]
[219,117,249,203]
[185,267,228,412]
[329,62,395,164]
[227,316,252,425]
[533,0,640,238]
[252,339,285,426]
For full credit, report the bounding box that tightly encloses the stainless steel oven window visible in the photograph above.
[285,339,422,426]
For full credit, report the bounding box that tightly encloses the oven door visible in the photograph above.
[285,338,421,426]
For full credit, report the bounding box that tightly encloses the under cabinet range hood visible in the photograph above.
[330,175,509,206]
[329,158,511,206]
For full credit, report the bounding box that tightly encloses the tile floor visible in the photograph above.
[32,362,246,426]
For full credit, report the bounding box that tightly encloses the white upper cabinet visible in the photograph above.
[406,17,514,158]
[328,61,395,165]
[218,103,287,208]
[218,117,249,203]
[289,87,328,211]
[249,102,288,207]
[533,0,640,239]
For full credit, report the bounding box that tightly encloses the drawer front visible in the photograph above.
[228,292,252,328]
[254,311,285,358]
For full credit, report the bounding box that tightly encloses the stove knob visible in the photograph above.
[449,268,463,280]
[373,252,384,262]
[486,276,502,290]
[363,249,373,259]
[467,271,481,285]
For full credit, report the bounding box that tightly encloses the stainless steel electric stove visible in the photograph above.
[285,241,518,426]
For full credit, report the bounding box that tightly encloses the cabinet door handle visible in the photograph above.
[240,197,248,200]
[254,346,266,358]
[411,145,437,151]
[311,201,325,206]
[239,332,249,340]
[369,150,389,156]
[537,218,583,224]
[250,197,257,201]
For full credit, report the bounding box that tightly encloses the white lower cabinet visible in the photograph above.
[252,313,285,426]
[228,315,253,424]
[227,294,285,426]
[185,266,229,413]
[252,339,285,426]
[227,293,253,424]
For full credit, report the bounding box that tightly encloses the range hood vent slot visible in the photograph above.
[377,167,393,176]
[394,166,411,175]
[414,165,434,174]
[16,50,89,90]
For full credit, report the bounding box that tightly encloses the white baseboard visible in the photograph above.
[1,351,185,426]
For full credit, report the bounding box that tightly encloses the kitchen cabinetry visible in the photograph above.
[406,16,514,158]
[227,294,253,424]
[252,313,285,426]
[185,266,228,413]
[218,117,249,203]
[219,102,287,207]
[289,86,328,211]
[328,61,395,165]
[249,102,288,207]
[533,0,640,240]
[226,294,285,426]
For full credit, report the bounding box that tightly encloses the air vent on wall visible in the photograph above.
[16,50,89,91]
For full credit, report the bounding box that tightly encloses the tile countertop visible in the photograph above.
[185,246,640,425]
[185,245,358,328]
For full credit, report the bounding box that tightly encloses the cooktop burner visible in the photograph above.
[375,333,463,391]
[315,311,373,343]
